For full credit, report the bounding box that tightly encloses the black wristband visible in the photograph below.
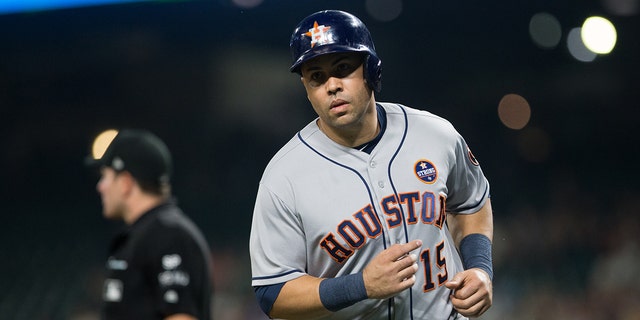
[459,233,493,280]
[319,272,368,312]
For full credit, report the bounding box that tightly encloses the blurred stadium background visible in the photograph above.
[1,0,639,319]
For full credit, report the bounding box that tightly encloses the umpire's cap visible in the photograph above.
[86,129,172,187]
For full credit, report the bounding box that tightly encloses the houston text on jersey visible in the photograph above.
[320,190,447,263]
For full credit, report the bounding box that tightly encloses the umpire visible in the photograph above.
[87,129,213,320]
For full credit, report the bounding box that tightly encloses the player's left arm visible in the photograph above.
[445,198,493,318]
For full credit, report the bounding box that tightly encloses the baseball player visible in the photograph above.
[249,10,493,320]
[86,129,213,320]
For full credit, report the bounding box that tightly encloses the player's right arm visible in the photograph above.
[268,240,423,319]
[269,275,328,319]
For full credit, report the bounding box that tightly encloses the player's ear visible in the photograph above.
[116,171,136,195]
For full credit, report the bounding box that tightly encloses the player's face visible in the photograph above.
[96,167,127,221]
[300,52,376,143]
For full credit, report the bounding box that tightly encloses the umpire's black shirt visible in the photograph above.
[101,201,212,320]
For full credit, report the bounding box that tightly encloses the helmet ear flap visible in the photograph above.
[364,54,382,93]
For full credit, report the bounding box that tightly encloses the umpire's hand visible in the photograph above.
[444,268,493,317]
[362,240,423,299]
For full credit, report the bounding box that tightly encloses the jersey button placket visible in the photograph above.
[369,160,385,188]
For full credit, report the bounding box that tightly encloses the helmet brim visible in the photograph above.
[289,44,374,74]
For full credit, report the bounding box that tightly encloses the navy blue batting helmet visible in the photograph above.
[289,10,382,92]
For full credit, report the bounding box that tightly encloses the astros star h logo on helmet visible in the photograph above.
[304,21,332,48]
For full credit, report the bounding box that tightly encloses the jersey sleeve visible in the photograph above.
[143,225,207,318]
[445,132,490,214]
[250,181,308,287]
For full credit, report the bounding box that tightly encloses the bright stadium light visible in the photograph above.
[581,16,617,54]
[0,0,152,15]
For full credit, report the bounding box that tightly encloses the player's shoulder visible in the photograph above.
[379,102,458,134]
[260,119,320,177]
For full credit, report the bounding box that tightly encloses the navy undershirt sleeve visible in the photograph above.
[254,282,286,316]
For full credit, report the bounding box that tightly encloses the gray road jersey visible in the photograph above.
[250,102,489,320]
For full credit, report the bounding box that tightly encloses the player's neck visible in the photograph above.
[319,117,379,148]
[318,101,379,148]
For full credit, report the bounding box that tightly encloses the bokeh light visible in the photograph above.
[581,16,617,54]
[365,0,403,22]
[498,93,531,130]
[602,0,639,16]
[529,12,562,49]
[567,27,597,62]
[232,0,263,9]
[91,129,118,160]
